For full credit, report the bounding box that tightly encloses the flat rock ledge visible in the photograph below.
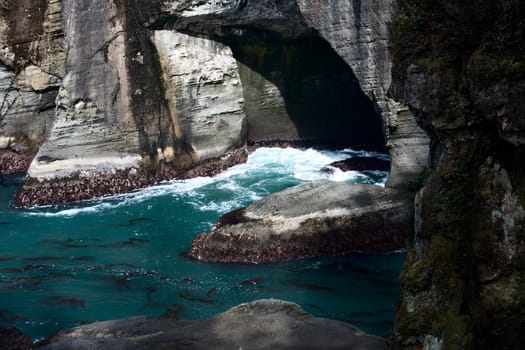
[189,180,413,263]
[13,148,249,207]
[36,300,385,350]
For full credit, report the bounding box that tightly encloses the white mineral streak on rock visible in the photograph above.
[152,30,246,161]
[423,335,443,350]
[487,163,525,260]
[27,155,142,179]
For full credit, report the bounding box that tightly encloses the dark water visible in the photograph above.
[0,147,405,341]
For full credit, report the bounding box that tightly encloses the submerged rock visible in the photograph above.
[188,180,412,263]
[36,299,385,350]
[329,157,391,172]
[0,325,32,350]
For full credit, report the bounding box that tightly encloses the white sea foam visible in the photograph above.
[25,147,389,217]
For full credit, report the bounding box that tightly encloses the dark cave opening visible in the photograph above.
[228,37,386,151]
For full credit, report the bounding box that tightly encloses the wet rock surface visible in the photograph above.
[0,148,36,175]
[150,0,430,190]
[329,158,391,172]
[36,300,386,350]
[189,180,412,263]
[14,147,249,207]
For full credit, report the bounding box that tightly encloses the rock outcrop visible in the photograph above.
[152,30,246,161]
[36,299,386,350]
[12,1,249,206]
[189,180,412,263]
[150,0,429,189]
[330,157,391,172]
[2,0,429,205]
[0,0,65,173]
[390,1,525,348]
[294,0,429,188]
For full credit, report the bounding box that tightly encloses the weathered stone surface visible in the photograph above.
[155,0,313,39]
[152,0,430,188]
[3,0,427,203]
[0,0,65,173]
[29,0,156,179]
[152,30,246,161]
[390,1,525,348]
[36,299,386,350]
[189,180,412,263]
[295,0,429,189]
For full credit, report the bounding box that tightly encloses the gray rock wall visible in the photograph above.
[296,0,429,188]
[389,1,525,348]
[0,0,64,149]
[29,0,175,178]
[3,0,430,202]
[152,30,246,161]
[150,0,430,187]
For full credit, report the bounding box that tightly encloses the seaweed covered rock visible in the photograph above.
[189,180,413,263]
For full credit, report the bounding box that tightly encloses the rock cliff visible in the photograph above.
[1,0,429,206]
[0,0,65,173]
[151,0,429,187]
[0,1,523,348]
[390,0,525,348]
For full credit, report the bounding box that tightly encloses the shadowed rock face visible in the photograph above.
[36,300,386,350]
[149,0,430,189]
[390,1,525,348]
[0,325,33,350]
[188,180,413,263]
[0,0,64,171]
[230,37,386,148]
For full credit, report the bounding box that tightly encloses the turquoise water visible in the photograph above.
[0,147,405,341]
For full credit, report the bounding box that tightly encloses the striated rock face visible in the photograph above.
[28,0,172,178]
[12,1,249,206]
[390,1,525,348]
[152,0,430,188]
[188,180,413,263]
[0,0,65,172]
[152,30,246,161]
[2,0,429,204]
[36,299,386,350]
[294,0,429,188]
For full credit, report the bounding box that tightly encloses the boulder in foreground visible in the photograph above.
[189,180,413,263]
[37,299,385,350]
